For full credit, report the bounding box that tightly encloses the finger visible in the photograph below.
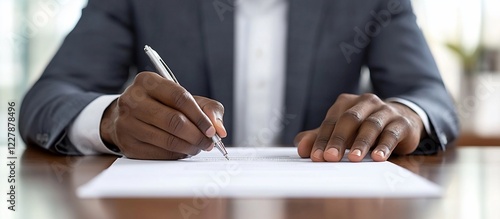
[387,103,424,155]
[294,130,318,158]
[347,111,389,162]
[371,119,409,162]
[311,116,338,162]
[133,97,212,149]
[124,117,206,155]
[136,72,215,137]
[324,94,382,162]
[195,96,227,138]
[123,139,190,160]
[311,94,355,162]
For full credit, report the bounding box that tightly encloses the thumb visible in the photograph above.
[294,129,318,158]
[194,96,227,138]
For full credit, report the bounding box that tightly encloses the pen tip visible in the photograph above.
[144,45,150,51]
[225,155,229,161]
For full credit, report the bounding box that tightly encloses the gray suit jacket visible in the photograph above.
[20,0,459,155]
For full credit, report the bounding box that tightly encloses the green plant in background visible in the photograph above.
[446,42,483,76]
[445,0,485,77]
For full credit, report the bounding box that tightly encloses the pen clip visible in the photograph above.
[144,45,179,84]
[158,58,179,84]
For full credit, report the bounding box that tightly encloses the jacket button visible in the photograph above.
[438,132,447,145]
[36,133,49,145]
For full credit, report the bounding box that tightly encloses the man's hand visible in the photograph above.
[295,93,425,162]
[99,72,227,160]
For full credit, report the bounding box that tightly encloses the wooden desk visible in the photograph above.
[456,132,500,146]
[7,145,500,219]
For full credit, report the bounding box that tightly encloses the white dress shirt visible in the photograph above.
[68,0,431,155]
[233,0,288,146]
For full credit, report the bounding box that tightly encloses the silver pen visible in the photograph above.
[144,45,229,160]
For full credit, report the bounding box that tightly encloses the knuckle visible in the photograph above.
[141,74,160,91]
[361,93,380,104]
[337,93,351,102]
[134,72,150,83]
[331,135,347,144]
[380,104,396,114]
[396,118,414,136]
[354,137,372,148]
[167,112,186,134]
[365,116,384,131]
[397,117,412,127]
[342,110,363,123]
[164,134,179,150]
[149,104,162,116]
[321,119,337,127]
[211,101,225,114]
[202,100,225,115]
[194,116,208,131]
[383,128,401,141]
[170,88,192,108]
[143,130,158,141]
[119,88,143,109]
[164,135,199,155]
[315,136,330,145]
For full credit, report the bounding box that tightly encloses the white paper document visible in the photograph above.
[78,147,441,198]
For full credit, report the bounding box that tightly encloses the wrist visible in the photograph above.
[100,99,118,146]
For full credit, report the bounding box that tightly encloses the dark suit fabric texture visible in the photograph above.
[20,0,459,155]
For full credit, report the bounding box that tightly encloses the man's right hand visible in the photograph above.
[99,71,227,160]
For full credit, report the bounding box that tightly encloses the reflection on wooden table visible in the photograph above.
[12,145,500,219]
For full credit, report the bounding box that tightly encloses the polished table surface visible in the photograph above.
[4,145,500,219]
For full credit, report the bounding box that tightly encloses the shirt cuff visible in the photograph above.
[386,97,432,136]
[68,95,122,156]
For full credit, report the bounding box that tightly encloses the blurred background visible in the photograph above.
[1,0,500,147]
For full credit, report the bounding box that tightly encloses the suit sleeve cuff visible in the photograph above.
[68,95,121,155]
[386,97,432,136]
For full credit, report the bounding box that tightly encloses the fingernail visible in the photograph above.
[216,119,227,137]
[205,126,216,137]
[326,148,339,158]
[351,149,361,157]
[313,149,323,160]
[375,150,385,158]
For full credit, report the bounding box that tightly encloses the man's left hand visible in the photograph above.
[295,93,425,162]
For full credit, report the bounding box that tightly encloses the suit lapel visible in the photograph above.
[283,0,326,143]
[199,0,326,144]
[200,1,235,144]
